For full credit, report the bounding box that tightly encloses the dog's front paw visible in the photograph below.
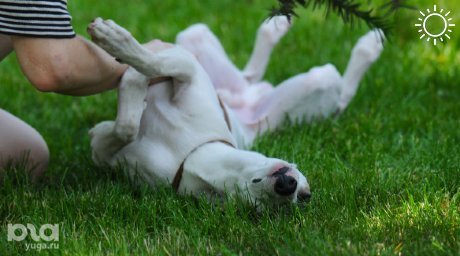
[352,29,385,63]
[114,122,139,144]
[87,18,141,63]
[89,121,117,165]
[259,15,292,44]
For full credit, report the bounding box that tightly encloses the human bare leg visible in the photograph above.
[0,109,49,180]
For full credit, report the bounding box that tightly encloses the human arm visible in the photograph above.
[11,35,127,96]
[0,35,13,61]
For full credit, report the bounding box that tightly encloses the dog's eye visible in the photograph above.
[252,178,262,183]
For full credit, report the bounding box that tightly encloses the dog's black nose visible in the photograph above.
[298,191,312,202]
[274,174,297,196]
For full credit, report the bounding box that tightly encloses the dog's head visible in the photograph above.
[245,161,311,205]
[184,144,310,207]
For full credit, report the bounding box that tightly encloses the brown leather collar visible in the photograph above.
[172,139,234,191]
[217,96,231,132]
[171,96,234,192]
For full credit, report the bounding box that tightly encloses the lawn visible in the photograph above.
[1,0,459,255]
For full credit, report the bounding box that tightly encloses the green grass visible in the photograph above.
[1,0,459,255]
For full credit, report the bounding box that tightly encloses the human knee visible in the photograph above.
[27,136,50,178]
[0,134,49,179]
[0,110,49,179]
[18,131,49,178]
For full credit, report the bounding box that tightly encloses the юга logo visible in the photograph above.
[7,223,59,242]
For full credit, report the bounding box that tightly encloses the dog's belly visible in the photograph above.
[114,139,175,185]
[120,80,235,184]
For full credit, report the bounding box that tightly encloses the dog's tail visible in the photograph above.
[340,29,384,110]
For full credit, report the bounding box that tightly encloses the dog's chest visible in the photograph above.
[136,81,235,176]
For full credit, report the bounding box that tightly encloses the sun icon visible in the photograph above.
[415,4,455,46]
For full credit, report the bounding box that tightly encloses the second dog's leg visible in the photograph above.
[243,16,291,84]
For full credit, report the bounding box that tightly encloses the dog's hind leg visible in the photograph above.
[243,16,291,84]
[244,64,343,134]
[243,30,384,134]
[176,23,249,93]
[339,30,384,110]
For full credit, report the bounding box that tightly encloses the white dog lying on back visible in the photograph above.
[88,16,383,206]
